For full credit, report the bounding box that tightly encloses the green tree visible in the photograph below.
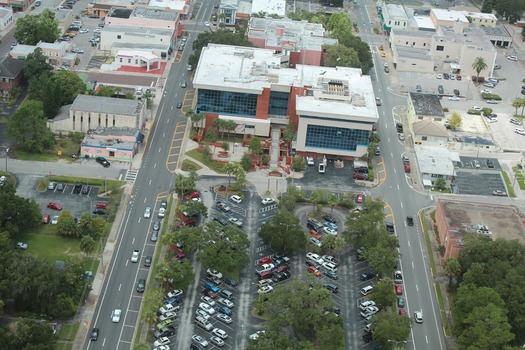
[365,234,400,277]
[370,278,397,310]
[96,85,115,97]
[282,121,296,142]
[234,166,247,189]
[174,172,197,197]
[249,136,263,155]
[6,99,55,153]
[323,44,361,68]
[22,48,53,86]
[8,319,57,350]
[327,194,338,214]
[52,70,87,104]
[370,311,411,350]
[142,288,164,324]
[224,163,238,187]
[512,98,522,116]
[472,56,488,82]
[80,235,96,257]
[259,209,306,253]
[367,142,378,162]
[56,210,79,237]
[202,145,212,163]
[444,258,462,287]
[164,259,195,290]
[223,120,237,140]
[292,156,304,171]
[448,112,462,129]
[221,142,230,152]
[15,9,60,45]
[494,0,525,23]
[434,178,447,191]
[179,199,208,218]
[240,153,252,171]
[457,303,514,349]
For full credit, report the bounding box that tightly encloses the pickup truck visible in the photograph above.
[216,201,230,212]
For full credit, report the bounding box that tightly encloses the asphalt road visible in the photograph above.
[82,22,197,350]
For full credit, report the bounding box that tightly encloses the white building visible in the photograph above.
[381,4,409,32]
[251,0,286,17]
[416,146,460,187]
[0,7,13,31]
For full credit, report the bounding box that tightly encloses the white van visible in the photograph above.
[258,279,273,287]
[361,285,373,296]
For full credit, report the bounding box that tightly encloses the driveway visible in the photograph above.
[294,160,363,193]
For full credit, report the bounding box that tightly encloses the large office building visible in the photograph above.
[193,44,379,159]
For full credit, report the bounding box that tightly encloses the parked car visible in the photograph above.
[47,202,63,211]
[492,190,507,196]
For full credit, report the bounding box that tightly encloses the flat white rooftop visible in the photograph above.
[251,0,286,17]
[431,8,469,23]
[148,0,186,11]
[463,11,497,20]
[385,4,408,20]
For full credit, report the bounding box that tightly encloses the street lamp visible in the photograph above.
[4,147,9,173]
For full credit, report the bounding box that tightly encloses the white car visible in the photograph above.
[51,215,59,224]
[515,128,525,135]
[436,73,442,79]
[144,207,152,218]
[131,250,140,263]
[111,309,122,323]
[218,298,234,308]
[216,313,233,324]
[310,238,322,247]
[229,195,242,203]
[166,289,183,298]
[201,296,216,306]
[323,226,337,235]
[16,242,28,250]
[508,55,518,61]
[306,252,324,265]
[259,263,275,271]
[210,335,225,347]
[228,217,243,227]
[448,96,459,101]
[199,303,215,314]
[196,309,211,320]
[487,99,498,104]
[249,331,265,340]
[414,310,423,323]
[488,118,497,123]
[191,334,209,347]
[153,337,171,347]
[360,306,379,318]
[322,262,338,272]
[79,28,89,34]
[261,198,276,205]
[257,285,273,294]
[206,269,223,279]
[204,21,211,27]
[159,303,177,315]
[158,208,166,218]
[479,89,492,94]
[359,300,376,311]
[471,106,482,111]
[306,156,315,165]
[158,311,177,321]
[212,328,228,339]
[483,82,495,88]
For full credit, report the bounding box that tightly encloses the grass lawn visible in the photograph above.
[56,321,80,350]
[13,138,81,162]
[181,159,202,172]
[18,229,82,263]
[185,148,228,173]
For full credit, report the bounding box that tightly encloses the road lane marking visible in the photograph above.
[119,284,122,291]
[132,237,135,244]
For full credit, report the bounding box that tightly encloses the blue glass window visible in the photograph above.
[305,124,369,151]
[196,89,258,117]
[268,91,289,116]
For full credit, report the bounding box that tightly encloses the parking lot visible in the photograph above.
[62,16,107,70]
[294,160,366,193]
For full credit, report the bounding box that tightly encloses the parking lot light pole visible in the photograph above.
[5,148,9,173]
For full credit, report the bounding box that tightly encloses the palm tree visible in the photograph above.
[513,98,521,116]
[471,57,487,83]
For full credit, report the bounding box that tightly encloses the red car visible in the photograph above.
[404,164,411,173]
[399,309,407,316]
[356,194,364,203]
[274,265,289,274]
[353,172,369,180]
[184,191,200,200]
[42,214,50,224]
[310,229,322,239]
[96,202,107,209]
[47,202,63,211]
[201,289,217,299]
[308,266,321,277]
[395,284,403,295]
[259,257,273,266]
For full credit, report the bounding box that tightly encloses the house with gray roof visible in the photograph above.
[413,119,448,147]
[0,56,24,96]
[407,92,445,130]
[47,95,147,134]
[415,145,460,187]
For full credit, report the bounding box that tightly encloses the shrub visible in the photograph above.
[481,93,502,100]
[467,109,481,115]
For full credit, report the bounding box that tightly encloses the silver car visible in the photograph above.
[144,207,152,218]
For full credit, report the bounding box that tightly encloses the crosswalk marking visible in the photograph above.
[125,169,139,183]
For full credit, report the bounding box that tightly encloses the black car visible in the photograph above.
[324,306,341,315]
[90,328,99,341]
[454,89,460,96]
[443,72,450,80]
[360,272,375,281]
[272,271,291,283]
[486,159,495,168]
[82,185,90,194]
[136,279,145,293]
[323,270,338,280]
[363,333,372,343]
[144,256,152,267]
[160,199,168,208]
[73,182,82,194]
[213,217,229,226]
[322,216,337,223]
[222,277,237,287]
[396,122,403,133]
[95,157,110,167]
[323,283,338,293]
[407,216,414,226]
[176,101,182,108]
[437,85,444,94]
[386,222,395,233]
[92,208,105,215]
[153,327,175,338]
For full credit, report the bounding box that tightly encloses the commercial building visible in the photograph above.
[80,127,140,162]
[0,7,13,30]
[435,199,525,260]
[415,146,460,188]
[381,4,409,33]
[47,95,147,134]
[247,17,338,67]
[406,92,445,127]
[10,41,76,69]
[193,44,378,160]
[412,119,448,147]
